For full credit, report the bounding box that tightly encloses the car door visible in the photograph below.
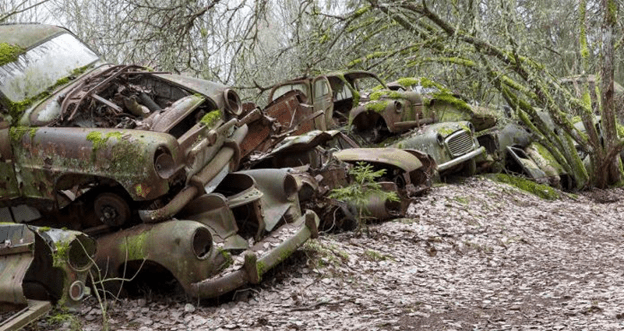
[311,76,333,130]
[0,114,21,202]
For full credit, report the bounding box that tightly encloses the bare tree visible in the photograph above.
[0,0,52,22]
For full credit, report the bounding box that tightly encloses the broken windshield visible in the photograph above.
[0,33,100,103]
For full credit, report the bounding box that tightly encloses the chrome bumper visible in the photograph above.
[188,210,319,299]
[437,146,486,172]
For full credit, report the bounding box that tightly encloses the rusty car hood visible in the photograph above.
[333,148,424,172]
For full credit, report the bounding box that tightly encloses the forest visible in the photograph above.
[2,1,624,330]
[5,0,624,189]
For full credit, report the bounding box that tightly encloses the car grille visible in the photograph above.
[446,130,474,157]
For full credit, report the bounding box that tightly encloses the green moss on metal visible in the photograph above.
[488,173,560,200]
[369,90,405,101]
[428,92,472,113]
[70,65,90,77]
[257,261,267,276]
[4,71,79,124]
[9,126,32,142]
[218,248,233,268]
[86,131,105,152]
[52,240,70,268]
[109,138,147,174]
[120,232,148,260]
[0,43,24,66]
[437,127,457,136]
[278,246,295,262]
[86,131,123,154]
[200,110,222,127]
[365,101,389,113]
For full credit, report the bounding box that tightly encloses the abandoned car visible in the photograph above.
[0,23,319,301]
[0,223,96,330]
[243,72,485,177]
[242,130,435,226]
[266,71,428,141]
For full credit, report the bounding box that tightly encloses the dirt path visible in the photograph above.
[35,177,624,330]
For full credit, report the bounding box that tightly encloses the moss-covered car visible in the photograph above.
[266,71,427,142]
[380,77,492,176]
[0,23,320,301]
[0,23,246,228]
[0,223,96,330]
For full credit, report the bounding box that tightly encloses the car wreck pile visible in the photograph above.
[0,24,611,330]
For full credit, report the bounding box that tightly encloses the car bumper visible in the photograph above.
[138,123,247,223]
[437,146,486,172]
[188,210,319,298]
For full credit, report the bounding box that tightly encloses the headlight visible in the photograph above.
[69,280,86,301]
[224,89,242,116]
[192,227,213,259]
[394,100,403,113]
[436,133,444,145]
[67,235,96,271]
[154,148,176,179]
[467,122,475,133]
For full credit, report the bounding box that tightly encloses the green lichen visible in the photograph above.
[257,261,267,277]
[571,116,582,124]
[428,92,472,113]
[9,126,32,143]
[38,226,51,232]
[86,132,105,152]
[365,101,389,113]
[200,110,222,127]
[487,173,560,200]
[531,143,561,167]
[396,77,421,88]
[437,127,458,136]
[352,89,361,106]
[120,232,148,260]
[53,241,71,268]
[0,43,24,66]
[278,247,295,262]
[369,90,405,101]
[109,138,147,174]
[219,248,233,268]
[86,131,123,154]
[4,71,80,125]
[352,5,371,18]
[70,64,91,77]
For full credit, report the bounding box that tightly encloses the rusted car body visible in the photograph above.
[265,71,428,142]
[380,78,491,176]
[0,224,95,331]
[393,121,485,175]
[243,130,435,226]
[0,23,319,303]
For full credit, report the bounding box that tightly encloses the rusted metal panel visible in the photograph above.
[240,91,320,159]
[333,148,424,173]
[0,300,52,331]
[0,224,95,330]
[0,225,36,307]
[188,210,319,298]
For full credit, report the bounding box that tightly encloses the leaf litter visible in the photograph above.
[32,176,624,330]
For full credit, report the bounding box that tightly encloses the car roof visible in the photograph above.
[0,23,68,49]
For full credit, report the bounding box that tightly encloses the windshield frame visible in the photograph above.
[0,32,101,105]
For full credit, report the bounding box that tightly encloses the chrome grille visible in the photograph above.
[446,130,475,157]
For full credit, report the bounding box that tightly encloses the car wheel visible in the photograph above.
[94,192,131,227]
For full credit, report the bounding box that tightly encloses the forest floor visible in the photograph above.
[32,176,624,330]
